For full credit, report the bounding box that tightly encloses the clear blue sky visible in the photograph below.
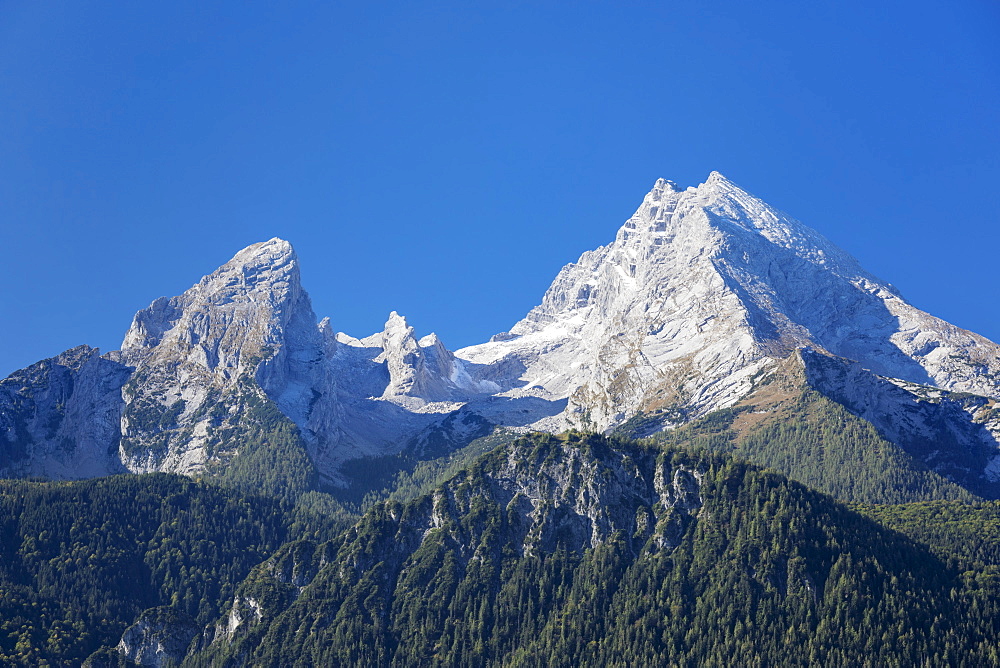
[2,1,998,377]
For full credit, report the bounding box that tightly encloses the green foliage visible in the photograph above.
[121,370,320,504]
[186,432,1000,667]
[334,429,517,511]
[289,490,359,541]
[856,500,1000,570]
[651,389,976,504]
[159,398,186,429]
[0,474,343,666]
[7,383,1000,668]
[205,391,318,502]
[81,646,137,667]
[615,404,688,438]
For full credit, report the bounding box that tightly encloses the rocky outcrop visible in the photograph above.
[0,345,129,478]
[308,312,501,476]
[116,607,199,667]
[458,173,1000,432]
[372,312,453,402]
[117,238,332,474]
[326,311,491,407]
[198,432,705,661]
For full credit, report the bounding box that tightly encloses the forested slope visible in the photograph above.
[645,385,978,504]
[0,474,344,666]
[185,433,1000,667]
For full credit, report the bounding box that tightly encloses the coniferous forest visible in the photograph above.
[0,474,346,665]
[177,433,1000,667]
[2,430,1000,666]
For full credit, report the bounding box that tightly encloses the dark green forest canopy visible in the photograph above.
[0,474,345,666]
[183,433,1000,667]
[2,431,1000,666]
[645,388,980,504]
[855,500,1000,570]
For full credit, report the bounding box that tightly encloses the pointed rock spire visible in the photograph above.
[116,238,327,474]
[121,238,307,368]
[701,170,729,188]
[460,172,1000,434]
[651,177,681,196]
[368,312,471,403]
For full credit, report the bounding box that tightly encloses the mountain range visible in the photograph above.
[3,172,998,500]
[4,173,1000,666]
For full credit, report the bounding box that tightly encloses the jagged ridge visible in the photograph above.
[171,433,1000,666]
[2,174,1000,499]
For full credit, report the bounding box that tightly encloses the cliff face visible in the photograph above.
[116,238,333,475]
[112,238,498,479]
[2,174,1000,492]
[117,607,199,668]
[0,345,129,479]
[458,173,1000,432]
[799,348,1000,492]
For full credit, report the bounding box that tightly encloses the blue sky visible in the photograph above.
[1,1,998,376]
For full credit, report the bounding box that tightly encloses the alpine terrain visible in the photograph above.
[3,173,1000,666]
[2,172,999,499]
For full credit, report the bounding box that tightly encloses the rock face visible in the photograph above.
[1,174,999,490]
[800,348,1000,490]
[117,607,200,667]
[310,311,499,476]
[458,173,1000,431]
[0,345,129,479]
[116,238,332,474]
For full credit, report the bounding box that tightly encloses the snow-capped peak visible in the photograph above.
[228,237,295,266]
[458,173,1000,431]
[8,175,1000,487]
[651,177,682,195]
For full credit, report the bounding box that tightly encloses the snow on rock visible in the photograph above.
[117,238,335,474]
[800,347,1000,491]
[4,174,1000,486]
[366,311,469,403]
[457,173,1000,433]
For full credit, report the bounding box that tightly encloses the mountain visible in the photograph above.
[116,238,331,475]
[0,241,494,489]
[4,174,1000,666]
[459,172,1000,430]
[0,345,130,479]
[1,173,999,500]
[116,433,1000,666]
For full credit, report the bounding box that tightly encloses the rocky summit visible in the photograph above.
[459,172,1000,429]
[2,173,1000,493]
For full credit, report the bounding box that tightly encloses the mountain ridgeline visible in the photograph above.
[108,433,1000,666]
[2,172,999,504]
[2,174,1000,665]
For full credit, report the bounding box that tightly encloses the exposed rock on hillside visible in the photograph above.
[0,345,129,478]
[3,174,1000,493]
